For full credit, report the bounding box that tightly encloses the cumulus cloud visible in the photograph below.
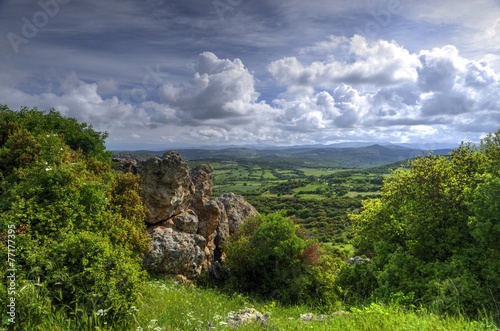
[97,78,119,95]
[268,35,420,91]
[0,72,134,132]
[268,36,500,142]
[416,45,500,120]
[2,37,500,148]
[272,84,368,133]
[160,52,275,126]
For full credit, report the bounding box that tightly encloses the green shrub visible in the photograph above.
[0,106,149,329]
[26,231,146,322]
[225,212,342,308]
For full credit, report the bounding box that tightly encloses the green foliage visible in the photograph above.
[225,212,306,303]
[26,231,146,322]
[0,106,149,329]
[347,131,500,322]
[0,105,109,161]
[248,196,360,243]
[224,212,342,307]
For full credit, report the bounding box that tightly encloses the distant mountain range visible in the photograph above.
[113,143,456,169]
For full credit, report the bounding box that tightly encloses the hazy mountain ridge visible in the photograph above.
[113,144,455,168]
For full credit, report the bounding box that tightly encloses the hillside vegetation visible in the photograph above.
[1,105,499,330]
[0,106,150,329]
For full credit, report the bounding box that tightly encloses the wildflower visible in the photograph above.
[129,306,139,314]
[96,308,107,316]
[147,319,158,330]
[45,167,52,171]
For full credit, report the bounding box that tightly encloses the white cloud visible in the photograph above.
[268,37,500,142]
[190,126,228,141]
[160,52,275,126]
[0,72,134,132]
[97,78,119,95]
[268,35,420,91]
[2,36,500,148]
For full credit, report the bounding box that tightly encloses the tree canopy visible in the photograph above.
[346,130,500,321]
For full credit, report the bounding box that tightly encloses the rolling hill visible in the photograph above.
[113,144,454,168]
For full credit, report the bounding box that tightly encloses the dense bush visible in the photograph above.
[0,105,109,161]
[0,106,149,328]
[344,130,500,322]
[224,212,343,308]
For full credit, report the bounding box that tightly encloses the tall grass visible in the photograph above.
[3,278,498,331]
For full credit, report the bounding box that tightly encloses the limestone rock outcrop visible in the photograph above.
[222,308,270,327]
[116,151,258,279]
[190,164,214,210]
[216,193,259,234]
[137,151,195,224]
[143,226,205,279]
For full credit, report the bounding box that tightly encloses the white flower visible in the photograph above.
[96,308,107,316]
[45,167,52,171]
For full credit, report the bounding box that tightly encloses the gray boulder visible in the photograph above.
[190,164,214,212]
[347,256,371,265]
[137,151,195,224]
[216,193,258,234]
[172,209,199,234]
[143,226,206,279]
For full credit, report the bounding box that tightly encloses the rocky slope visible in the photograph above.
[114,151,258,279]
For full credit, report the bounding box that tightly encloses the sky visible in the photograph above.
[1,0,500,150]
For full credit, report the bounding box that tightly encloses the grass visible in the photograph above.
[298,168,339,176]
[210,162,384,201]
[6,278,499,330]
[123,279,500,331]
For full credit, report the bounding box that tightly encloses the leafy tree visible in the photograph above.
[0,105,109,162]
[345,132,500,321]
